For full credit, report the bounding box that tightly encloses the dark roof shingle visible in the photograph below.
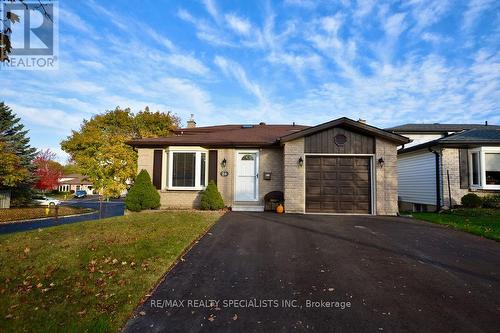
[128,124,309,147]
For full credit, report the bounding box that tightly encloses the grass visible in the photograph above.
[411,208,500,241]
[0,210,222,333]
[0,206,94,223]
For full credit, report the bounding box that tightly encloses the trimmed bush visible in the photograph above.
[200,181,224,210]
[482,194,500,209]
[461,193,482,208]
[125,170,160,212]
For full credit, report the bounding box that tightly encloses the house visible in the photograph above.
[58,174,94,193]
[387,123,500,211]
[127,117,409,215]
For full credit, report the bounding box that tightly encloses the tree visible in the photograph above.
[62,163,82,175]
[61,107,179,198]
[125,170,160,211]
[0,102,37,206]
[33,149,64,192]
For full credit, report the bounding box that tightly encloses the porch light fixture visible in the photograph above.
[298,157,304,167]
[378,157,385,168]
[221,158,227,168]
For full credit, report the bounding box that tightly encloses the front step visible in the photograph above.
[231,205,264,212]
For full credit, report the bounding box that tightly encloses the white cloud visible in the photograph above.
[214,56,267,105]
[225,14,252,35]
[202,0,219,21]
[165,54,210,75]
[60,8,94,34]
[283,0,318,9]
[383,13,407,39]
[463,0,495,31]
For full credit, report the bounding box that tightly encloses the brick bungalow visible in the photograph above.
[127,117,409,215]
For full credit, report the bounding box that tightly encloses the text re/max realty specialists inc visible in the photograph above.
[150,299,352,310]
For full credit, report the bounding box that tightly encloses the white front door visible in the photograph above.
[235,151,258,201]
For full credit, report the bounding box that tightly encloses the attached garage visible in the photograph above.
[281,117,410,215]
[305,156,372,214]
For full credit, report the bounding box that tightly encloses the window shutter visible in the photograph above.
[459,149,468,189]
[153,150,163,189]
[208,150,218,185]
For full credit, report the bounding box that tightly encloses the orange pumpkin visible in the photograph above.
[276,204,284,214]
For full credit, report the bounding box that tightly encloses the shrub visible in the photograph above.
[482,194,500,209]
[200,181,224,210]
[125,170,160,212]
[461,193,482,208]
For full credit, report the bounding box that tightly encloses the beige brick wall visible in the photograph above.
[375,138,399,215]
[216,148,235,206]
[440,148,469,208]
[159,191,202,209]
[259,148,284,205]
[137,148,154,178]
[283,138,305,213]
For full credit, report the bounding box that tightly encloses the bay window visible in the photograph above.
[167,149,208,190]
[485,153,500,185]
[469,148,500,190]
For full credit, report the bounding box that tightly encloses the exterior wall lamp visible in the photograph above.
[221,158,227,168]
[298,157,304,167]
[378,157,385,168]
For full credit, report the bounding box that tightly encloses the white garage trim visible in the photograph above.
[303,153,376,215]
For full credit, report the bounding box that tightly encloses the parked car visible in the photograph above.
[33,195,60,206]
[74,190,87,198]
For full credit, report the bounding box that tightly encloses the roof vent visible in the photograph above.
[259,122,266,126]
[241,125,254,129]
[358,119,366,124]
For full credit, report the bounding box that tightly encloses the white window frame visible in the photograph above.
[469,147,500,190]
[166,147,208,191]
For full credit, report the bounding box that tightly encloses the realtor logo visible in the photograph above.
[1,0,58,70]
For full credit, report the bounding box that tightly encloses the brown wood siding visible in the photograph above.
[306,156,371,214]
[304,126,375,154]
[209,150,218,185]
[459,149,469,189]
[152,150,163,189]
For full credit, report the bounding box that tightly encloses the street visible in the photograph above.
[0,197,125,234]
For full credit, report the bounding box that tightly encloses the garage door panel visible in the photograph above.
[305,156,371,214]
[322,172,337,180]
[306,186,321,195]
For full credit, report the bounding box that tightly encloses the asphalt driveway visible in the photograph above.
[124,212,500,333]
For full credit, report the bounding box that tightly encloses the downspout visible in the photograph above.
[428,147,441,212]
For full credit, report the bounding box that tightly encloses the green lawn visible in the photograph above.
[0,211,222,333]
[411,208,500,241]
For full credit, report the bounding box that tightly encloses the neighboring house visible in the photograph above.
[387,123,500,211]
[127,117,409,215]
[58,174,94,193]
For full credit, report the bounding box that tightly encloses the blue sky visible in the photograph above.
[1,0,499,162]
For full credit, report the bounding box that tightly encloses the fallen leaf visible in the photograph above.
[232,314,238,321]
[139,311,146,316]
[24,247,30,255]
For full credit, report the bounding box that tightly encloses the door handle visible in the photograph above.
[256,173,259,179]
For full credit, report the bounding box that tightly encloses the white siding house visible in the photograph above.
[397,151,437,206]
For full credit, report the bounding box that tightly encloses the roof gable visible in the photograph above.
[280,117,410,145]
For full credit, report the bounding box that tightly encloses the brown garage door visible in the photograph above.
[306,156,371,214]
